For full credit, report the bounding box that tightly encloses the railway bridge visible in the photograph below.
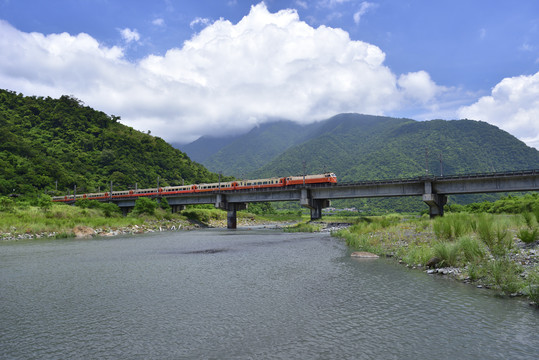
[111,169,539,229]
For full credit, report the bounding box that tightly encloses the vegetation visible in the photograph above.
[284,222,323,233]
[182,113,539,213]
[333,208,538,303]
[0,89,226,198]
[0,198,143,238]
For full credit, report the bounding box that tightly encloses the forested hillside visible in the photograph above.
[181,113,539,212]
[181,113,539,180]
[183,121,322,175]
[0,89,221,196]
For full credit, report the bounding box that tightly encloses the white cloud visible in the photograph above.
[119,28,140,43]
[295,1,308,9]
[152,18,165,27]
[458,71,539,149]
[353,2,375,25]
[189,17,211,29]
[0,4,451,144]
[398,71,442,104]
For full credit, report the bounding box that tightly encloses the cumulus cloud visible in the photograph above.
[398,71,442,104]
[120,28,140,43]
[458,71,539,149]
[0,3,444,144]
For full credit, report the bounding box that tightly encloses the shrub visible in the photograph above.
[132,197,158,216]
[158,197,171,211]
[37,195,52,212]
[100,203,121,218]
[0,196,15,212]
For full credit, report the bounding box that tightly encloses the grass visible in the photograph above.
[332,212,538,303]
[0,202,186,239]
[284,222,323,233]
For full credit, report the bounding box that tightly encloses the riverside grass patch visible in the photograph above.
[284,222,323,233]
[0,203,143,237]
[333,212,538,300]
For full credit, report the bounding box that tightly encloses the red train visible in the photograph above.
[52,173,337,202]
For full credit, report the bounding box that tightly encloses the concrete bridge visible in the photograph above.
[112,169,539,229]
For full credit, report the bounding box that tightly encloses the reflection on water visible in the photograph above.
[1,230,538,359]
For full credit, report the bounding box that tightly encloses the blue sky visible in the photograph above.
[1,0,538,148]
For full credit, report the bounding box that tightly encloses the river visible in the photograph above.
[1,229,537,359]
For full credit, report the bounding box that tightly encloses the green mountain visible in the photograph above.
[182,113,539,180]
[180,120,324,176]
[180,113,539,212]
[0,89,221,196]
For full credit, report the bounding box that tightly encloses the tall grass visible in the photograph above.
[458,236,485,263]
[487,259,523,295]
[432,213,472,240]
[433,241,460,267]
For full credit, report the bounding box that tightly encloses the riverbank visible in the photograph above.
[327,213,539,306]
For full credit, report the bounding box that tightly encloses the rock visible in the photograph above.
[351,251,379,258]
[426,257,441,268]
[73,225,95,239]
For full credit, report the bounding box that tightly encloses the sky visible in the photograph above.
[1,0,538,149]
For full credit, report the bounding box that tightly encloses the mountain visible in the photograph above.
[0,89,222,196]
[181,113,539,180]
[179,120,324,176]
[180,113,539,212]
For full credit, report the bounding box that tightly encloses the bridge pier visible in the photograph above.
[215,194,247,229]
[170,204,185,214]
[423,181,447,218]
[300,188,330,221]
[225,203,247,229]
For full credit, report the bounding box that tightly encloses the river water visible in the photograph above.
[1,229,537,359]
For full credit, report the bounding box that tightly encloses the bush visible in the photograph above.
[37,195,52,211]
[158,197,171,211]
[0,196,15,212]
[100,203,121,217]
[132,197,158,216]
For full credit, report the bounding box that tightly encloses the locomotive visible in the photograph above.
[52,173,337,202]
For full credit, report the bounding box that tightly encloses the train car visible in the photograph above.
[195,181,234,192]
[234,177,285,190]
[162,185,197,195]
[285,173,337,186]
[51,173,337,202]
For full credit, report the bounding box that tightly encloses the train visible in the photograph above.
[51,173,338,202]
